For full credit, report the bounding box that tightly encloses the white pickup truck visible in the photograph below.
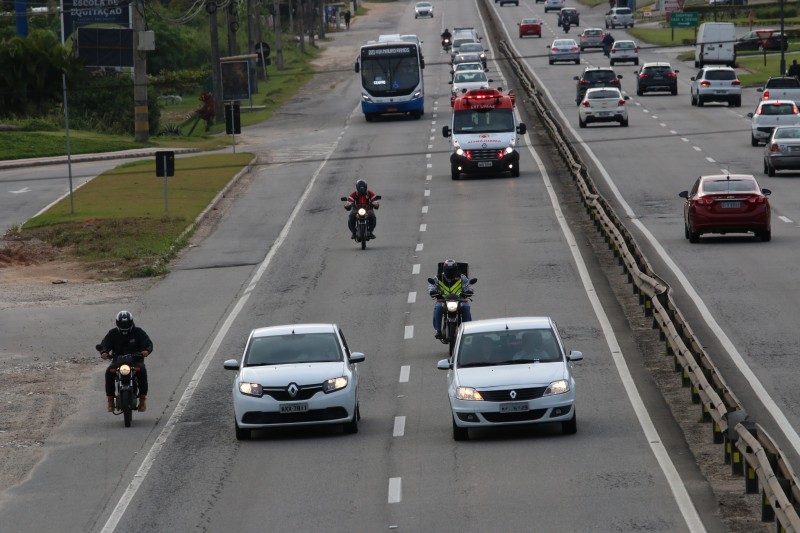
[758,76,800,104]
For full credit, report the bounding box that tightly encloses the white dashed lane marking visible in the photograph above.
[399,365,410,382]
[404,325,414,339]
[412,263,420,274]
[393,416,406,437]
[388,478,402,503]
[416,243,424,252]
[420,224,427,231]
[779,215,794,224]
[408,292,417,304]
[693,146,702,151]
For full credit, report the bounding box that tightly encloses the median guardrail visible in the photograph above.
[479,1,800,530]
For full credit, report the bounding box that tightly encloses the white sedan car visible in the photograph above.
[224,323,365,440]
[609,39,639,66]
[450,70,493,97]
[748,99,800,146]
[437,317,583,441]
[414,1,433,18]
[579,87,629,127]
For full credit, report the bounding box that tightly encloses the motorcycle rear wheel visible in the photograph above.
[447,322,457,356]
[120,390,132,427]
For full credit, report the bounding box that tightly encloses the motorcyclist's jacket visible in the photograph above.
[100,327,154,356]
[345,190,379,213]
[429,274,473,297]
[441,31,452,40]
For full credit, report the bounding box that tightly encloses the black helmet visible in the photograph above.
[116,310,134,334]
[442,259,459,281]
[356,179,368,195]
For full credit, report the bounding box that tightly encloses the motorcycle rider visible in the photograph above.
[344,179,380,240]
[562,18,570,33]
[603,31,615,57]
[428,259,473,339]
[441,28,452,49]
[98,310,153,413]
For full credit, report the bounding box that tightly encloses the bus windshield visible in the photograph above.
[453,108,515,134]
[361,45,421,97]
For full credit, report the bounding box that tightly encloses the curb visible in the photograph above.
[0,147,203,170]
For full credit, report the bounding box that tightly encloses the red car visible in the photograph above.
[679,174,772,242]
[518,18,542,38]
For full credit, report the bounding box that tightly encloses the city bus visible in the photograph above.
[355,38,425,121]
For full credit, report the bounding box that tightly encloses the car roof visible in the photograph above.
[586,86,621,93]
[461,317,555,334]
[698,174,757,183]
[582,28,603,33]
[250,323,338,338]
[582,66,616,72]
[642,62,673,67]
[701,66,736,70]
[521,18,540,23]
[757,99,796,106]
[614,40,636,44]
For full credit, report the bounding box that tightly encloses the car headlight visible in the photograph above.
[361,94,373,103]
[323,376,348,393]
[544,379,570,396]
[446,300,459,312]
[239,382,263,397]
[455,148,465,156]
[119,364,131,376]
[414,90,422,98]
[504,146,514,155]
[456,387,484,401]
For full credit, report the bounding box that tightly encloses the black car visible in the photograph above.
[557,8,579,27]
[636,62,679,95]
[574,67,622,105]
[735,31,789,52]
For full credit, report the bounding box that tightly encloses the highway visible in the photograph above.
[0,0,788,531]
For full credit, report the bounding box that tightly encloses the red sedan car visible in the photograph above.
[518,18,542,38]
[679,174,772,242]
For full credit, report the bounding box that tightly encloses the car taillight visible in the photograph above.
[694,198,713,206]
[552,47,559,51]
[618,99,626,106]
[582,101,591,107]
[763,90,770,99]
[770,143,780,153]
[667,73,677,78]
[732,80,741,85]
[700,81,711,87]
[747,195,767,204]
[571,47,579,51]
[639,73,648,79]
[611,79,620,84]
[579,80,589,84]
[633,48,638,53]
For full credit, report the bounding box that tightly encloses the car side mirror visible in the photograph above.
[617,74,623,79]
[568,350,583,362]
[517,123,527,135]
[573,75,580,80]
[349,352,366,364]
[437,359,452,370]
[757,87,764,92]
[448,80,453,84]
[679,191,689,199]
[340,196,348,201]
[623,95,630,100]
[762,188,772,196]
[690,77,696,81]
[223,359,240,370]
[747,113,754,118]
[488,79,494,83]
[674,69,680,73]
[442,126,451,138]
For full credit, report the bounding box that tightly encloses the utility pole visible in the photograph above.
[132,0,149,141]
[247,0,254,54]
[227,1,238,55]
[210,6,224,123]
[297,0,305,53]
[274,0,283,69]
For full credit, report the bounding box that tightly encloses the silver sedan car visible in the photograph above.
[224,323,365,440]
[764,125,800,176]
[548,38,581,65]
[437,317,583,441]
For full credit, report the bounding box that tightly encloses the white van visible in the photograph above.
[695,22,736,68]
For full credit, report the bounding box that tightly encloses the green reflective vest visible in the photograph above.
[437,277,462,296]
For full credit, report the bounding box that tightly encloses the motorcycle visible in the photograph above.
[97,344,142,427]
[562,20,571,33]
[442,38,451,52]
[341,195,381,250]
[428,277,478,356]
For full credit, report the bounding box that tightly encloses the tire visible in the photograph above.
[684,223,690,240]
[689,229,700,243]
[562,410,577,435]
[767,161,776,177]
[751,134,759,147]
[579,116,586,128]
[620,117,629,127]
[734,96,742,107]
[365,113,374,122]
[453,417,469,441]
[610,59,615,66]
[580,46,584,51]
[634,59,639,66]
[412,110,422,119]
[764,159,769,175]
[520,34,524,39]
[760,229,772,242]
[451,165,460,180]
[235,420,251,441]
[637,87,643,96]
[447,322,457,357]
[575,58,580,64]
[511,164,520,177]
[690,93,697,106]
[549,60,554,65]
[121,390,132,428]
[343,406,359,434]
[697,95,704,107]
[671,87,678,96]
[361,233,367,250]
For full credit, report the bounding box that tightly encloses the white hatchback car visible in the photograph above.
[609,39,639,66]
[579,87,629,127]
[437,317,583,441]
[747,100,800,146]
[414,2,433,18]
[690,66,742,107]
[544,0,566,13]
[450,70,493,96]
[224,323,365,440]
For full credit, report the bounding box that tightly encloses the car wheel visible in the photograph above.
[610,59,615,66]
[580,46,584,51]
[634,59,639,65]
[579,116,586,128]
[520,34,524,38]
[235,420,251,441]
[768,161,776,177]
[451,165,460,180]
[690,93,697,106]
[760,229,772,242]
[689,229,700,243]
[575,58,580,64]
[452,417,469,441]
[734,96,742,107]
[637,87,643,96]
[549,60,554,65]
[620,117,629,127]
[684,223,690,240]
[697,95,704,107]
[671,87,678,96]
[562,410,577,434]
[751,134,759,147]
[343,408,359,434]
[511,164,520,178]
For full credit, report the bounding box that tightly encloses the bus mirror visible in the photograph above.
[354,61,360,73]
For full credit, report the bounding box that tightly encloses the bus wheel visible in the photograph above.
[365,113,376,122]
[412,111,422,119]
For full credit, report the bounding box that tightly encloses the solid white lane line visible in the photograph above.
[388,478,402,503]
[412,264,421,274]
[779,215,794,223]
[408,292,417,304]
[393,416,406,437]
[404,325,414,339]
[399,365,410,382]
[416,243,424,252]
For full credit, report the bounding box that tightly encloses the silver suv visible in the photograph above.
[690,66,742,107]
[605,7,633,29]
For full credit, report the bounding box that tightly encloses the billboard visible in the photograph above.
[61,0,131,43]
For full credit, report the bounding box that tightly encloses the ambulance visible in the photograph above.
[442,88,527,180]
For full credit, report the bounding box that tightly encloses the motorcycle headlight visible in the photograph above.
[323,376,348,393]
[358,208,367,216]
[544,379,570,396]
[119,364,131,376]
[239,382,263,397]
[446,301,459,312]
[456,387,484,401]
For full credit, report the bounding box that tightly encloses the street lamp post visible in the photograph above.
[780,0,786,75]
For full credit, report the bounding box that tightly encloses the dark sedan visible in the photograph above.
[636,62,679,95]
[735,31,789,52]
[679,174,772,242]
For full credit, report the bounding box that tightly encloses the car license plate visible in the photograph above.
[499,402,529,413]
[721,201,740,208]
[715,90,727,94]
[280,403,308,413]
[790,146,800,152]
[477,161,493,167]
[597,112,611,117]
[387,107,398,112]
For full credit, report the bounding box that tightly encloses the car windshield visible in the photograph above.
[244,333,342,366]
[768,78,799,88]
[701,179,759,193]
[774,127,800,139]
[457,329,562,367]
[459,44,483,53]
[614,8,632,14]
[455,71,487,83]
[416,2,431,6]
[453,108,515,134]
[562,9,576,13]
[704,70,736,81]
[644,66,673,74]
[615,41,635,49]
[588,89,621,99]
[584,30,602,36]
[456,63,483,72]
[759,103,796,115]
[584,70,616,81]
[522,19,538,24]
